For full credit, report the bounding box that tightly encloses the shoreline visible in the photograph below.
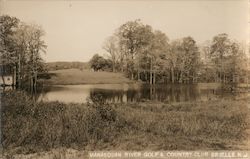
[43,81,137,86]
[42,69,250,87]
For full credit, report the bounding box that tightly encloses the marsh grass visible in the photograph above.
[1,91,249,155]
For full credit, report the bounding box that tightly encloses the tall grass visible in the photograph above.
[1,91,249,154]
[2,91,123,153]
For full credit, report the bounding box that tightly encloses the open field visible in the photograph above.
[1,91,250,158]
[45,69,133,85]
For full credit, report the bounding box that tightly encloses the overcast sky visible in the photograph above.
[0,0,248,62]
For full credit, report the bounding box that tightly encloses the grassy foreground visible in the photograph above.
[45,69,132,85]
[1,91,250,158]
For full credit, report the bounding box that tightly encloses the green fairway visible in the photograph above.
[46,69,133,85]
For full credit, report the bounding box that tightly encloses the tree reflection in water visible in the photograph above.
[36,83,245,104]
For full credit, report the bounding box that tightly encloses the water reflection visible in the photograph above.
[36,83,248,104]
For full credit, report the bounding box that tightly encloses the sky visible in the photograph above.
[0,0,249,62]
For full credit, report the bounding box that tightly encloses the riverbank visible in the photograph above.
[45,69,133,85]
[2,91,250,158]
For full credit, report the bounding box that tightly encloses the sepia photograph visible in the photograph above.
[0,0,250,158]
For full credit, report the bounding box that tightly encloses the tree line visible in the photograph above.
[90,19,249,84]
[46,62,89,71]
[0,15,47,92]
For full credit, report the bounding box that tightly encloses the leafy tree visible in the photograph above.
[210,33,231,83]
[117,19,154,80]
[224,42,247,83]
[11,23,46,91]
[163,37,200,83]
[103,35,120,72]
[147,30,169,84]
[180,36,200,83]
[0,15,47,91]
[103,20,249,85]
[89,54,112,71]
[90,54,102,71]
[0,15,20,85]
[167,40,182,83]
[199,41,217,82]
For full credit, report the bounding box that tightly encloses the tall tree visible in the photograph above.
[180,36,200,83]
[226,42,248,84]
[103,35,120,72]
[210,33,231,83]
[168,40,183,83]
[0,15,20,86]
[148,30,169,84]
[11,23,47,91]
[117,19,154,80]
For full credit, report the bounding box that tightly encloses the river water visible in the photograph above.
[37,83,249,103]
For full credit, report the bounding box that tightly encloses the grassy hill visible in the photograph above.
[46,69,132,85]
